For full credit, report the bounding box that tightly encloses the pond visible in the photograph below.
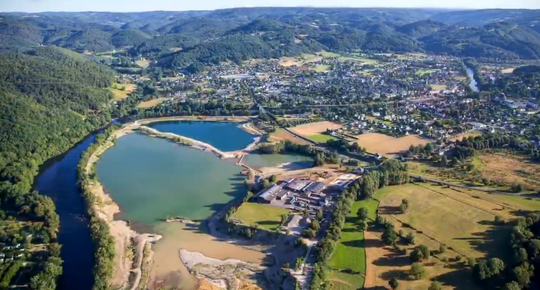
[245,153,313,169]
[147,121,256,152]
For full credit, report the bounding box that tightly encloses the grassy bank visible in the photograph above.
[233,203,290,231]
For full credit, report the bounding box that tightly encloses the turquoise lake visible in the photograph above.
[95,121,316,228]
[147,120,256,151]
[96,134,245,225]
[245,153,313,169]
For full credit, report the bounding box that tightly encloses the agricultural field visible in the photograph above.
[472,152,540,191]
[109,83,136,101]
[319,51,341,58]
[136,59,151,68]
[416,69,438,76]
[363,183,539,290]
[357,133,431,157]
[306,134,337,143]
[269,128,311,145]
[431,84,447,91]
[328,194,383,290]
[137,97,170,108]
[233,203,290,231]
[314,65,331,72]
[338,55,379,64]
[449,131,482,142]
[278,57,299,67]
[290,121,342,136]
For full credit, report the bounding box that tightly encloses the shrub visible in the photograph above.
[410,262,426,280]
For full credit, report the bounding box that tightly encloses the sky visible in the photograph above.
[1,0,539,12]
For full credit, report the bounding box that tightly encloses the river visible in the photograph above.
[33,120,308,290]
[35,134,96,290]
[466,67,479,92]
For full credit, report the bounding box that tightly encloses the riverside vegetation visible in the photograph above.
[77,126,120,290]
[0,46,114,288]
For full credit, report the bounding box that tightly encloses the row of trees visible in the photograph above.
[77,126,120,290]
[310,186,357,290]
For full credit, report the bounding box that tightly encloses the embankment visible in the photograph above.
[137,126,241,159]
[78,125,162,290]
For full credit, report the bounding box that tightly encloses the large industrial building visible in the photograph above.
[256,178,326,206]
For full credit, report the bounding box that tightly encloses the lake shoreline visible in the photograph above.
[83,117,267,290]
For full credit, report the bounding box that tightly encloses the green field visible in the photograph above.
[337,56,378,64]
[320,51,341,58]
[314,65,331,72]
[431,84,447,91]
[233,203,290,231]
[416,69,437,76]
[328,194,384,289]
[307,134,337,143]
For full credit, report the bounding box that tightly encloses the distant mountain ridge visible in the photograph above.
[1,7,540,67]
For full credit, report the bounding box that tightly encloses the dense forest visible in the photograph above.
[0,46,114,287]
[1,8,540,71]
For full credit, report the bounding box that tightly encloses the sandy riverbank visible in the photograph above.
[82,118,268,289]
[83,125,163,289]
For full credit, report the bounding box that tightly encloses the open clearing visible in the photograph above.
[137,97,170,108]
[314,65,331,72]
[278,58,299,67]
[357,133,431,156]
[290,121,342,136]
[269,129,311,145]
[109,83,136,101]
[136,59,150,68]
[473,153,540,191]
[416,69,438,76]
[501,67,515,74]
[233,203,289,231]
[320,51,341,58]
[449,131,482,142]
[363,182,539,290]
[307,134,337,143]
[328,196,382,290]
[431,84,447,91]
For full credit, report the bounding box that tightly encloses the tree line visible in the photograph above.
[77,126,120,290]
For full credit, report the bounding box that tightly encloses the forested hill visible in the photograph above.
[0,45,113,229]
[1,8,540,69]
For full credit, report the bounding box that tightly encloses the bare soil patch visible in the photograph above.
[449,131,482,142]
[290,121,342,136]
[269,129,311,145]
[502,67,515,74]
[137,97,170,108]
[278,58,299,67]
[357,133,431,156]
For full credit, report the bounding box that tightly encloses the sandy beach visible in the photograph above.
[83,124,163,289]
[82,117,267,290]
